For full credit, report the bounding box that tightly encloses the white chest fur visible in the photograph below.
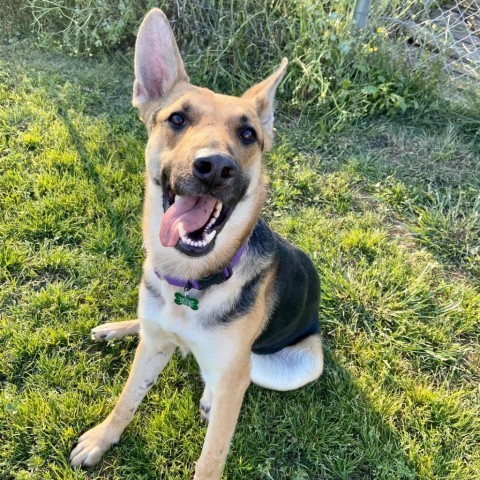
[138,262,246,353]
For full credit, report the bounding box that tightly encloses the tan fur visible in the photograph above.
[192,269,276,478]
[70,8,322,480]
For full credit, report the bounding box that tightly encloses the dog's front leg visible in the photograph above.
[194,356,251,480]
[70,338,175,468]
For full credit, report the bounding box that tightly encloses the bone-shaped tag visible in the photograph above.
[174,292,199,310]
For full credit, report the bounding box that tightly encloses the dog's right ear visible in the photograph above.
[132,9,189,114]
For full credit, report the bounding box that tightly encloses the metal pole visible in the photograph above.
[353,0,373,29]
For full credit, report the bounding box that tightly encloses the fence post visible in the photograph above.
[353,0,373,29]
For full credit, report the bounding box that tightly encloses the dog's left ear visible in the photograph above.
[242,58,288,151]
[132,8,189,115]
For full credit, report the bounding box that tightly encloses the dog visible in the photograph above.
[69,8,323,479]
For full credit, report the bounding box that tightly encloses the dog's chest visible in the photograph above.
[158,300,198,338]
[143,279,239,346]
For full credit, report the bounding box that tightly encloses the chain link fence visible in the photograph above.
[355,0,480,82]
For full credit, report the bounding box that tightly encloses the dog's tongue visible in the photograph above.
[160,195,217,247]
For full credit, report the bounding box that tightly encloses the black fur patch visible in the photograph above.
[248,219,277,259]
[215,271,264,324]
[203,220,320,353]
[251,230,321,354]
[205,221,274,326]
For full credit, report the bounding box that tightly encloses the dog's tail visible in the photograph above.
[250,334,323,391]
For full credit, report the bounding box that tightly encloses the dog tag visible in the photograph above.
[174,292,199,310]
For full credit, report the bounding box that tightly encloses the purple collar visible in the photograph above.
[153,244,247,291]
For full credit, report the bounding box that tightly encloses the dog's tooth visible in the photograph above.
[213,202,222,218]
[204,230,217,244]
[179,226,187,238]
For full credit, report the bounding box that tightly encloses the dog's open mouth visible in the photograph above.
[160,187,231,256]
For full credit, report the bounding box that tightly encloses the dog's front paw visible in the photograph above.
[91,320,139,341]
[70,422,120,468]
[91,324,112,342]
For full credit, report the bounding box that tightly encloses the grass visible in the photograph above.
[1,41,480,480]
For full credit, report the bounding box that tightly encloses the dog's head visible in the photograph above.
[133,9,287,259]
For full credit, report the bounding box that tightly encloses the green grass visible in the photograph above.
[1,44,480,480]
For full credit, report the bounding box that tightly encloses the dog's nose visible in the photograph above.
[193,155,237,187]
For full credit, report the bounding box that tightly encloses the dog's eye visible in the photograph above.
[168,112,186,128]
[239,128,256,144]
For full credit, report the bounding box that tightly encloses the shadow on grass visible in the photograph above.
[232,348,417,479]
[81,341,418,480]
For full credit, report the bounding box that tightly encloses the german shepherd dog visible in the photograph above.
[70,8,323,479]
